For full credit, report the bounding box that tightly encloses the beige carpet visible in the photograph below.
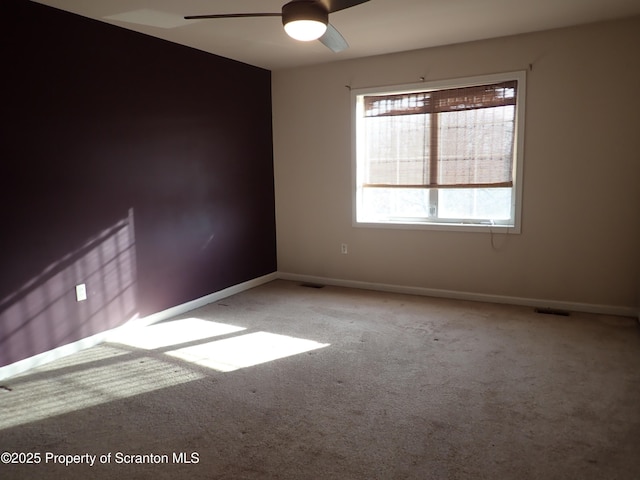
[2,279,639,479]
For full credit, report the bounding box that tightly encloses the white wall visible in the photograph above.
[272,17,640,313]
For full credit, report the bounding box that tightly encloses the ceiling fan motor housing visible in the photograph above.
[282,1,329,27]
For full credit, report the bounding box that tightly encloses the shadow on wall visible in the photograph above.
[0,209,138,367]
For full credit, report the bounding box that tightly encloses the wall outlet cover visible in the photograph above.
[76,284,87,302]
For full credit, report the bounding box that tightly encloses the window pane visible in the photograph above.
[364,114,430,185]
[438,106,514,186]
[438,188,512,220]
[360,187,431,220]
[360,187,512,222]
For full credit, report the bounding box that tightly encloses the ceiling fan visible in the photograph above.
[184,0,370,52]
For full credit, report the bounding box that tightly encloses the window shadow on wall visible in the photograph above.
[0,209,138,367]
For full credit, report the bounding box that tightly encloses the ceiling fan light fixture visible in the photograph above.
[284,19,327,41]
[282,1,328,41]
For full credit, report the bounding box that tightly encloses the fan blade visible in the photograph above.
[184,13,281,20]
[319,23,348,52]
[324,0,370,14]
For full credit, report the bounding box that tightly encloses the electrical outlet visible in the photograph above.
[76,284,87,302]
[341,243,348,254]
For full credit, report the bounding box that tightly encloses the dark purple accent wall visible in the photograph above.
[0,0,277,366]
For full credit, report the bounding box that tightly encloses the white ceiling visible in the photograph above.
[33,0,640,70]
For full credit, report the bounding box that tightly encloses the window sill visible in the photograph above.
[354,219,520,234]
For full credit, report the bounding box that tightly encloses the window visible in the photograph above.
[352,72,526,232]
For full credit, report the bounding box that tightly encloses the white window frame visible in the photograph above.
[351,71,526,233]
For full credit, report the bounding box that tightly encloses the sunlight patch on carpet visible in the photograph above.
[1,320,329,430]
[0,346,204,430]
[166,331,330,372]
[108,317,245,350]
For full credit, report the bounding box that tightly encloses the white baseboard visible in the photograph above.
[0,329,121,383]
[1,270,633,382]
[0,272,278,382]
[125,272,279,329]
[277,272,637,318]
